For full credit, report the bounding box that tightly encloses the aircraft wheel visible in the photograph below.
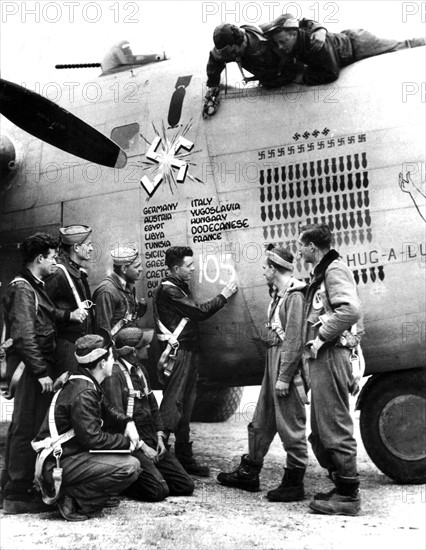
[359,369,426,483]
[192,384,243,422]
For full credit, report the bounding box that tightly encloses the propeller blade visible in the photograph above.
[0,78,127,169]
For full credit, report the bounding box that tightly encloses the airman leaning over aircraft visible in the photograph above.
[203,17,327,117]
[2,233,59,514]
[33,333,141,522]
[45,225,94,377]
[263,14,426,85]
[102,327,195,502]
[153,246,237,476]
[93,246,147,338]
[217,246,309,501]
[299,223,363,516]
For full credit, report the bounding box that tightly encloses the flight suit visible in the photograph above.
[291,28,425,85]
[45,254,94,377]
[35,367,141,515]
[93,272,142,336]
[102,360,194,501]
[2,268,60,501]
[305,249,362,478]
[248,286,308,469]
[207,20,323,88]
[153,276,227,443]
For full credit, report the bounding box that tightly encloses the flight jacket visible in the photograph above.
[102,360,164,446]
[93,272,139,335]
[153,276,227,351]
[35,366,132,458]
[3,267,61,380]
[305,249,363,344]
[207,20,324,88]
[292,29,355,85]
[45,255,93,341]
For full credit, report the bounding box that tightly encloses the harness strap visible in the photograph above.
[109,279,138,336]
[161,280,188,297]
[9,277,39,312]
[155,281,190,374]
[156,282,188,343]
[1,361,25,400]
[156,317,189,373]
[267,296,286,341]
[1,318,6,348]
[156,317,188,343]
[118,362,150,417]
[32,374,95,504]
[267,289,310,404]
[55,264,85,310]
[111,318,128,336]
[2,278,40,398]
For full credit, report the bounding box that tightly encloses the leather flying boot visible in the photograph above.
[3,495,53,515]
[3,484,54,515]
[314,469,337,500]
[175,442,210,477]
[266,468,305,502]
[105,497,120,508]
[309,474,361,516]
[217,454,261,492]
[57,494,89,522]
[0,468,9,510]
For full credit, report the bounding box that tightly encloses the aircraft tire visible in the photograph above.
[359,368,426,483]
[191,385,244,422]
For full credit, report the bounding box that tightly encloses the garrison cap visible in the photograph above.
[115,327,154,356]
[74,333,110,364]
[265,245,295,272]
[262,14,299,35]
[110,245,139,266]
[213,23,245,49]
[59,225,92,245]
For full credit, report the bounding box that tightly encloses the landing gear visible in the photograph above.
[359,369,426,483]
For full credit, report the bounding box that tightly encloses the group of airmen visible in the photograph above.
[0,226,237,521]
[2,11,423,524]
[203,13,425,116]
[1,220,364,520]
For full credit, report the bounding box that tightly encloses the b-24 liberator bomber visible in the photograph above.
[0,41,425,484]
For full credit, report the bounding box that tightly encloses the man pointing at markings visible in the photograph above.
[153,246,237,476]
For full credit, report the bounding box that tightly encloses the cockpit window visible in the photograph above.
[111,123,140,150]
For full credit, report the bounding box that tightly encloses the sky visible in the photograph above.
[1,0,425,86]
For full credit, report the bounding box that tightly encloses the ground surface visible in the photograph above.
[0,387,425,550]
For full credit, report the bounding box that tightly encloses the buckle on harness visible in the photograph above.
[169,340,179,359]
[53,446,63,468]
[129,389,142,399]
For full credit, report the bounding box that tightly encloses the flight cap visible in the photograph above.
[110,245,139,266]
[115,327,154,356]
[74,334,110,364]
[59,225,92,245]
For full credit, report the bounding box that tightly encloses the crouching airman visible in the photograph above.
[32,333,141,521]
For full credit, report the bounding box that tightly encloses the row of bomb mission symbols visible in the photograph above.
[260,173,370,202]
[259,153,368,185]
[260,200,371,223]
